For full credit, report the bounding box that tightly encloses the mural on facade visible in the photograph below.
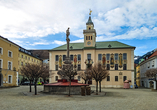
[119,53,122,68]
[59,55,62,68]
[110,53,114,68]
[74,55,77,68]
[102,54,106,66]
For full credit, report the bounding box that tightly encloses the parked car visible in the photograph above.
[21,81,33,85]
[37,82,42,85]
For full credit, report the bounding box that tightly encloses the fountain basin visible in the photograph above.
[43,79,89,95]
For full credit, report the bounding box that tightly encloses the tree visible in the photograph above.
[20,63,49,95]
[78,69,92,84]
[145,68,157,90]
[41,64,49,83]
[88,63,109,95]
[57,64,77,96]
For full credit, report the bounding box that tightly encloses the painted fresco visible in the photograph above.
[110,53,114,68]
[59,55,62,68]
[119,53,122,68]
[102,54,106,66]
[74,55,77,67]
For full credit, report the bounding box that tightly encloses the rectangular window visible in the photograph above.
[106,54,110,60]
[115,53,118,60]
[78,64,81,70]
[55,76,58,81]
[25,56,27,59]
[123,76,127,82]
[34,59,36,62]
[78,54,81,61]
[28,57,30,60]
[8,51,12,57]
[0,59,2,68]
[123,53,127,60]
[55,65,58,71]
[91,36,92,40]
[98,54,102,60]
[123,64,127,70]
[115,76,118,81]
[55,55,59,61]
[8,62,12,70]
[115,64,118,70]
[63,55,66,61]
[8,75,12,83]
[32,59,33,62]
[107,76,110,81]
[87,54,91,60]
[70,55,73,61]
[107,64,110,70]
[21,55,23,58]
[0,47,3,54]
[21,62,23,66]
[78,76,80,81]
[89,36,90,40]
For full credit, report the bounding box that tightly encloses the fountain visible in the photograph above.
[44,28,89,95]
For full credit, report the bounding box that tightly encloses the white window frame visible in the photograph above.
[55,76,58,81]
[77,54,81,61]
[8,50,13,58]
[78,76,81,81]
[87,53,91,60]
[98,54,102,60]
[0,59,3,68]
[0,47,3,55]
[8,75,12,84]
[8,61,12,70]
[55,55,59,61]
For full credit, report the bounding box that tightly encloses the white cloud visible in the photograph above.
[0,0,157,41]
[52,40,66,45]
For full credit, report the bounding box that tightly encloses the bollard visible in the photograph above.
[86,86,91,95]
[81,86,86,96]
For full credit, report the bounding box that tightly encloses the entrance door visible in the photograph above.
[0,74,2,86]
[0,74,1,86]
[88,78,92,84]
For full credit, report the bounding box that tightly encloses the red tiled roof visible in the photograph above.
[149,51,157,59]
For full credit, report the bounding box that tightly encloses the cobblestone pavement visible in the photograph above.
[0,86,157,110]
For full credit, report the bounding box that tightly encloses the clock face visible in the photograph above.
[87,41,91,45]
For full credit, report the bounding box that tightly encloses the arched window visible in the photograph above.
[89,36,90,40]
[89,27,91,30]
[91,36,92,40]
[86,36,88,40]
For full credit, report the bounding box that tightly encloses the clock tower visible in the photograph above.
[83,11,96,48]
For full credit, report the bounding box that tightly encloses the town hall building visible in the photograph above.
[49,13,135,88]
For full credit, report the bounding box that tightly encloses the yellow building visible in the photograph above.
[0,36,19,87]
[0,36,42,87]
[49,14,136,88]
[136,65,140,87]
[18,47,42,84]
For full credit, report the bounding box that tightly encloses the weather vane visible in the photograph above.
[89,9,92,15]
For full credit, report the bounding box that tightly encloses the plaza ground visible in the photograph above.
[0,86,157,110]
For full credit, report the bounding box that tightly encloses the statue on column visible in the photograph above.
[66,27,70,39]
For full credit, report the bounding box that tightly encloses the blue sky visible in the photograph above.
[0,0,157,56]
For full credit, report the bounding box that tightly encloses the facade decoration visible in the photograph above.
[74,55,77,68]
[119,53,122,68]
[110,53,114,68]
[59,55,62,68]
[102,54,106,66]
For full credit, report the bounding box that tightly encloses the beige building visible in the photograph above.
[49,14,135,88]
